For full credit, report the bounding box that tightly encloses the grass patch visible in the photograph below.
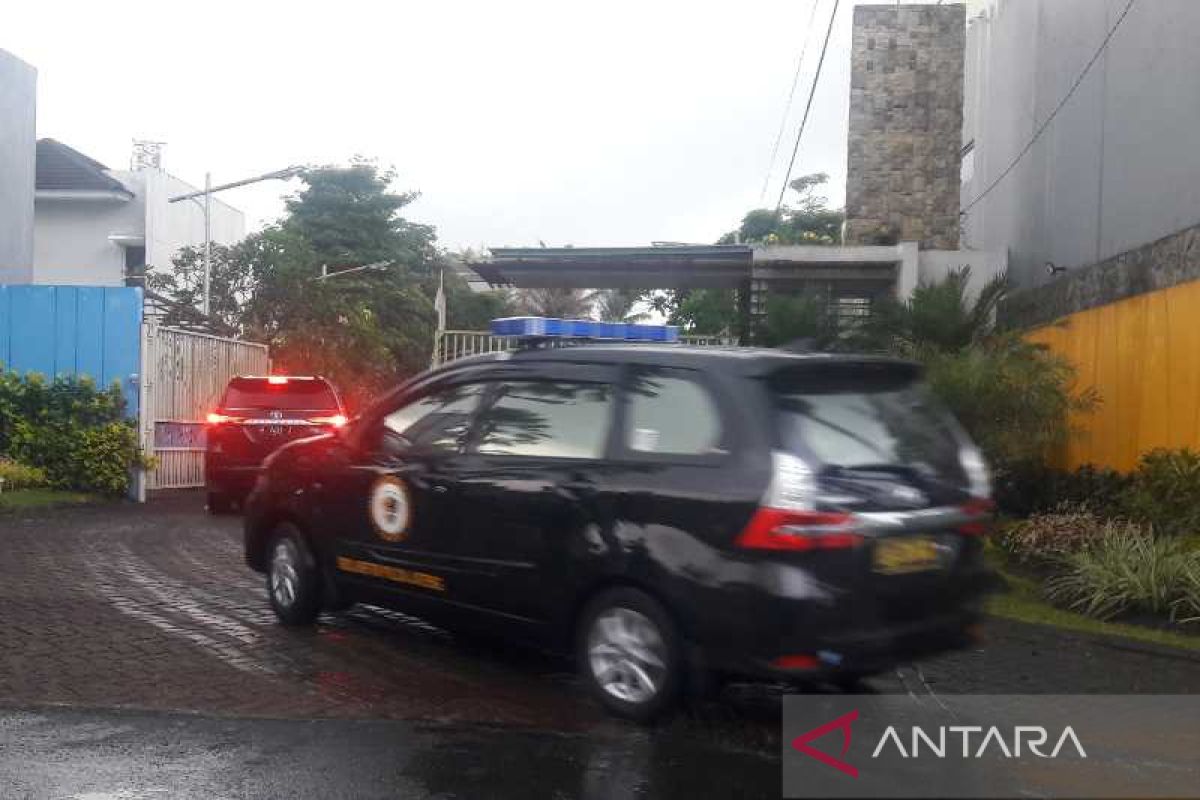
[984,545,1200,654]
[0,488,104,512]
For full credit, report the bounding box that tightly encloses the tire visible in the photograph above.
[266,523,321,626]
[577,587,682,723]
[207,491,233,515]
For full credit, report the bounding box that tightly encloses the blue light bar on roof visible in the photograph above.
[490,316,679,342]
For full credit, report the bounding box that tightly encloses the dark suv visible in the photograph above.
[205,375,346,512]
[243,346,994,720]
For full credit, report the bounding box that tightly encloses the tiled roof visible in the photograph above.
[35,138,133,196]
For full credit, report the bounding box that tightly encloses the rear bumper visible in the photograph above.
[204,459,262,495]
[703,611,980,681]
[680,555,996,682]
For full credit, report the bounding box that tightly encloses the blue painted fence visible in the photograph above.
[0,285,142,417]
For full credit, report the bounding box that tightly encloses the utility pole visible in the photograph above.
[203,172,211,316]
[169,165,304,318]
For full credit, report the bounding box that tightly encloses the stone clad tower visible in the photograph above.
[843,4,965,250]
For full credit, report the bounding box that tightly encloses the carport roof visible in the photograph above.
[469,245,754,289]
[467,243,905,289]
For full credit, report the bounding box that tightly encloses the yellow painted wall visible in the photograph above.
[1027,279,1200,472]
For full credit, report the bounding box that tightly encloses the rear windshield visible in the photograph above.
[769,364,965,482]
[220,378,339,411]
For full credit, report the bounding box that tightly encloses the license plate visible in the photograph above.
[873,536,941,575]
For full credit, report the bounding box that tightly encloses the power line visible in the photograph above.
[759,0,822,204]
[961,0,1138,215]
[774,0,841,218]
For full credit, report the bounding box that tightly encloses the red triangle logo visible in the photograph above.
[791,709,860,778]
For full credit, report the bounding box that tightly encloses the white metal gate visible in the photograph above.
[139,322,270,490]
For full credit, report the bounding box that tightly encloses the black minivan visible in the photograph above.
[205,375,347,512]
[243,345,994,720]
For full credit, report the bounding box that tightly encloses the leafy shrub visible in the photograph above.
[920,335,1097,512]
[1045,524,1200,623]
[999,505,1105,562]
[0,369,149,496]
[996,463,1132,518]
[0,458,48,490]
[1119,449,1200,536]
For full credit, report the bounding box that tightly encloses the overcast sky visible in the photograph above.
[6,0,930,252]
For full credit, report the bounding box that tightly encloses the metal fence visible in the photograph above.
[140,322,270,490]
[431,329,736,367]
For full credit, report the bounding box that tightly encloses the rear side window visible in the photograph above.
[475,380,613,459]
[770,365,964,482]
[624,368,723,457]
[221,378,339,411]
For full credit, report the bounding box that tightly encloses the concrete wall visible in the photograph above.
[32,169,245,286]
[962,0,1200,289]
[0,51,36,282]
[844,4,966,250]
[133,170,245,272]
[32,195,140,286]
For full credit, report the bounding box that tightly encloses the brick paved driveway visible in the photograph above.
[1,493,1196,739]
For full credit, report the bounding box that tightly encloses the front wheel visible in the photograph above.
[267,524,321,626]
[578,588,682,723]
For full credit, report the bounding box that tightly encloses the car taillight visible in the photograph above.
[309,414,348,428]
[267,376,289,385]
[736,508,860,551]
[206,412,239,425]
[735,451,862,552]
[958,497,995,536]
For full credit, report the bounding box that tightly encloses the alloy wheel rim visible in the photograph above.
[587,607,666,704]
[270,539,300,609]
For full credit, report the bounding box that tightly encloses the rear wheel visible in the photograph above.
[267,524,321,626]
[578,588,681,723]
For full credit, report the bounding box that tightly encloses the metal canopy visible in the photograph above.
[468,243,905,290]
[469,245,754,289]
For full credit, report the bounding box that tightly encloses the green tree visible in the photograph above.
[148,160,441,410]
[718,172,843,245]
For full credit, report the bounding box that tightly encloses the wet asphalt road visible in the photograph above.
[1,492,1197,798]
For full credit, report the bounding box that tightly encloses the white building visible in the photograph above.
[32,139,245,286]
[0,49,36,281]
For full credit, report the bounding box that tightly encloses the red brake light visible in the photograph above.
[958,497,995,536]
[267,376,289,385]
[206,412,235,425]
[736,508,861,551]
[771,654,820,670]
[309,414,348,428]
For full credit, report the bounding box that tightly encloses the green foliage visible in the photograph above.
[1045,524,1200,624]
[1119,449,1200,536]
[0,370,148,496]
[651,289,738,336]
[0,458,47,490]
[999,463,1132,518]
[999,505,1106,563]
[148,160,443,410]
[920,335,1097,497]
[858,267,1009,354]
[444,277,515,330]
[512,288,594,319]
[718,173,843,245]
[760,293,839,348]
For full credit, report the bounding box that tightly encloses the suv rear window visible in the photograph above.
[769,364,965,484]
[220,378,340,411]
